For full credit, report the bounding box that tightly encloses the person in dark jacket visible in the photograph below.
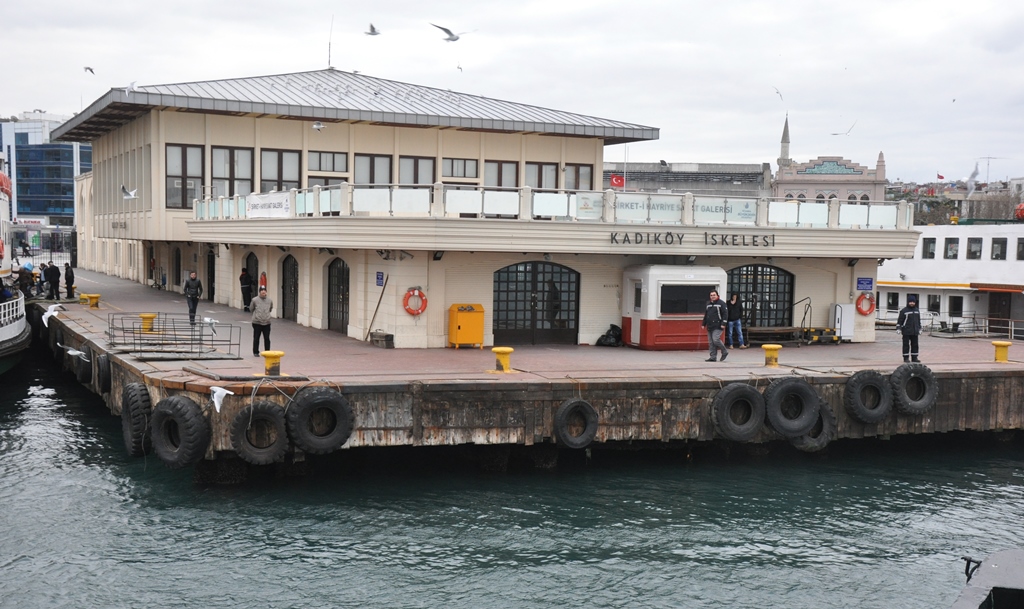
[43,261,60,300]
[701,290,729,362]
[239,268,253,312]
[897,296,922,362]
[64,263,75,299]
[725,293,747,349]
[183,271,203,324]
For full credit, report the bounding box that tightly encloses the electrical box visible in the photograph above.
[448,304,484,349]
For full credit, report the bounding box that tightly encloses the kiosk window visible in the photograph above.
[661,284,714,314]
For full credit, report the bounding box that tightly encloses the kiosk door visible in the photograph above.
[629,279,643,344]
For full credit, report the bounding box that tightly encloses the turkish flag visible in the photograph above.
[937,173,945,180]
[609,174,625,187]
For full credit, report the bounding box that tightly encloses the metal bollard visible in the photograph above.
[139,313,157,333]
[86,294,101,309]
[491,347,514,373]
[992,340,1012,363]
[761,344,782,367]
[260,350,285,375]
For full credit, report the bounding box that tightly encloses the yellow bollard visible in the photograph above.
[260,350,285,376]
[139,313,158,333]
[78,294,89,305]
[992,340,1012,363]
[86,293,101,309]
[492,347,514,373]
[762,344,782,367]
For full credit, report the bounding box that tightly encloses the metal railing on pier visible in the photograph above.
[106,312,241,360]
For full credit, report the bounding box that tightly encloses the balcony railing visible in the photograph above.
[194,184,913,230]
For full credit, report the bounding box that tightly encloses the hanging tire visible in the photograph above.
[231,401,289,465]
[711,383,766,442]
[843,370,893,424]
[891,363,938,415]
[121,382,152,457]
[286,387,354,454]
[151,395,210,469]
[763,377,821,438]
[790,400,836,452]
[554,398,599,449]
[95,353,112,394]
[74,344,93,385]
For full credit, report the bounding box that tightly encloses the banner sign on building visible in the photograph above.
[246,192,291,218]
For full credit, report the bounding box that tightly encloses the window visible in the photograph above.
[784,193,794,199]
[211,147,253,197]
[848,194,857,202]
[525,162,558,190]
[307,177,346,188]
[887,292,900,311]
[992,238,1007,260]
[399,156,435,185]
[166,144,203,209]
[564,164,593,191]
[927,294,940,313]
[353,154,391,185]
[966,237,982,259]
[308,151,347,173]
[442,158,478,178]
[922,238,936,259]
[484,161,517,188]
[949,295,964,317]
[816,194,825,201]
[944,238,959,259]
[1018,238,1024,260]
[797,194,805,200]
[260,149,300,192]
[860,194,870,202]
[660,284,715,314]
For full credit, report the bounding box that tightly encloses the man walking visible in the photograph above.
[239,268,254,312]
[183,271,203,325]
[897,296,922,363]
[64,263,75,300]
[44,260,61,300]
[701,290,729,362]
[251,286,273,356]
[726,293,747,349]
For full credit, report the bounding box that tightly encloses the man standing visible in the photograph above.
[64,263,75,300]
[897,296,922,363]
[239,268,254,312]
[701,290,729,362]
[44,261,61,300]
[183,271,203,325]
[726,293,747,349]
[251,286,273,356]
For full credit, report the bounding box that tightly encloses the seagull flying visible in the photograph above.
[121,185,137,199]
[41,304,65,327]
[966,162,980,198]
[773,86,783,101]
[312,121,325,132]
[57,343,90,361]
[457,63,462,72]
[830,120,857,136]
[202,317,219,336]
[366,23,380,35]
[209,386,234,413]
[84,67,95,75]
[431,23,467,42]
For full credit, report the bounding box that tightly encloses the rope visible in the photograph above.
[564,374,583,399]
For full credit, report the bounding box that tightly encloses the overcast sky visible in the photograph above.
[6,0,1022,184]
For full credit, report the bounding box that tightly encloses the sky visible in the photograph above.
[6,0,1023,185]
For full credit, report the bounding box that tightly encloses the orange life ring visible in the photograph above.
[856,293,876,316]
[403,288,427,316]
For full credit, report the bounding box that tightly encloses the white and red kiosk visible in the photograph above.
[621,265,729,350]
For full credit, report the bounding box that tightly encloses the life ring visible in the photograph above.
[856,293,876,316]
[74,343,93,385]
[711,383,766,442]
[890,363,938,415]
[843,370,893,424]
[95,353,112,394]
[790,400,836,453]
[403,288,427,316]
[151,395,210,469]
[554,398,599,449]
[286,387,354,454]
[231,401,289,465]
[763,377,822,438]
[121,382,152,457]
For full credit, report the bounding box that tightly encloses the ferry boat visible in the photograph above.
[0,153,31,374]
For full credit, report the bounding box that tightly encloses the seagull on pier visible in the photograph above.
[124,81,137,97]
[365,23,380,36]
[121,185,137,199]
[41,304,65,327]
[84,67,95,75]
[431,23,470,42]
[57,343,90,361]
[202,317,219,336]
[210,386,234,413]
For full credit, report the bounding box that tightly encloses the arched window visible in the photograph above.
[828,194,838,200]
[860,194,870,202]
[797,194,806,200]
[785,193,795,200]
[816,194,826,201]
[848,194,858,202]
[493,261,579,345]
[727,264,796,328]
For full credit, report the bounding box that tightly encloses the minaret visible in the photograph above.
[777,115,791,168]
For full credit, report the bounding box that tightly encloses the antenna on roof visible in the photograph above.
[327,15,334,68]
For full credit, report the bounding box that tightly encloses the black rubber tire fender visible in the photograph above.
[74,344,93,386]
[790,399,837,453]
[151,395,210,469]
[890,363,938,415]
[554,398,599,449]
[843,370,893,424]
[763,377,822,438]
[95,353,112,394]
[121,382,152,457]
[286,387,354,454]
[231,401,289,465]
[711,383,766,442]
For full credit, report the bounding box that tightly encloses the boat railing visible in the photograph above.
[0,293,27,342]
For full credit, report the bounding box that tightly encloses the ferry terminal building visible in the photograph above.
[55,69,919,349]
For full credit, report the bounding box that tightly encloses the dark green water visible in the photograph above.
[2,350,1023,608]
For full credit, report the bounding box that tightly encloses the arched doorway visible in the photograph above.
[327,257,349,332]
[493,261,580,345]
[206,248,216,300]
[173,247,182,287]
[727,264,795,327]
[245,252,260,290]
[281,255,299,322]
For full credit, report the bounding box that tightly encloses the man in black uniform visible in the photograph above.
[701,290,729,362]
[43,260,61,300]
[239,268,253,312]
[183,271,203,325]
[897,296,921,362]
